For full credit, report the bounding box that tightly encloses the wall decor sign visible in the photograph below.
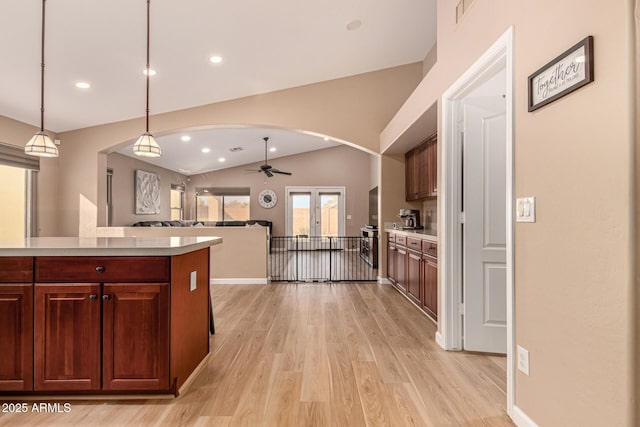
[528,36,594,112]
[135,169,160,214]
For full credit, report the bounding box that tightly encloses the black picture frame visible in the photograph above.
[528,36,594,112]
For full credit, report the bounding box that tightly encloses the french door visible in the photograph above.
[285,187,345,248]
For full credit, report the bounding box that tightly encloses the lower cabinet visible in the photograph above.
[33,282,169,392]
[0,284,33,391]
[387,233,438,321]
[422,255,438,320]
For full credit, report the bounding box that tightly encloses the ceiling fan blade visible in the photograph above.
[265,170,273,177]
[271,169,292,176]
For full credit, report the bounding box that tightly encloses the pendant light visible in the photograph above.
[25,0,58,158]
[133,0,161,157]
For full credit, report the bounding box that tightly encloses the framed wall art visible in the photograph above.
[135,169,160,214]
[528,36,594,112]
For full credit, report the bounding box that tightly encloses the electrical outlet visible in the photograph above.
[517,345,530,376]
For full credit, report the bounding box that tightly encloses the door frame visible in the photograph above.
[438,26,515,415]
[284,186,346,237]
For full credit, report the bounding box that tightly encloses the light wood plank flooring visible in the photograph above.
[0,283,512,426]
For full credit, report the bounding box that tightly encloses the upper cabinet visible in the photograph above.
[405,133,437,201]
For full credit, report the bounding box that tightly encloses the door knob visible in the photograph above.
[102,294,111,301]
[89,294,98,300]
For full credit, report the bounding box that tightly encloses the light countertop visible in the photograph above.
[0,236,222,257]
[385,228,437,242]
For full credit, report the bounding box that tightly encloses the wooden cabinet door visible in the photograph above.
[417,144,430,198]
[387,242,397,284]
[428,139,438,196]
[0,284,33,391]
[34,284,101,391]
[395,246,407,292]
[405,150,418,201]
[422,256,438,320]
[102,282,170,391]
[406,251,421,305]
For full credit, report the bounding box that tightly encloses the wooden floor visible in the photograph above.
[0,283,512,427]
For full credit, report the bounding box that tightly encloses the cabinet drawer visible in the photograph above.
[387,233,395,243]
[0,257,34,283]
[422,241,437,258]
[407,237,422,251]
[395,235,407,246]
[35,257,170,283]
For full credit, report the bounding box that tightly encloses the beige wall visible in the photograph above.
[186,145,373,236]
[634,3,639,426]
[106,153,188,226]
[422,43,438,77]
[382,0,636,425]
[0,115,59,236]
[55,64,422,237]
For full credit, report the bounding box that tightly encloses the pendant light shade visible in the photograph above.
[133,0,161,157]
[25,0,58,158]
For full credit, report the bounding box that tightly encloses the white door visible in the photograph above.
[462,100,507,354]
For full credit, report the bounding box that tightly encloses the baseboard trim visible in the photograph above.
[511,405,538,427]
[435,331,446,349]
[209,278,268,285]
[378,277,391,284]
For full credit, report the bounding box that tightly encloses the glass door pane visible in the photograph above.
[0,165,26,238]
[319,193,339,237]
[291,193,311,236]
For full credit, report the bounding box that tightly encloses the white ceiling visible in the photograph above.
[116,127,341,175]
[1,0,437,171]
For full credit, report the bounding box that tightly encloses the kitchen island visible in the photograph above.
[0,236,222,396]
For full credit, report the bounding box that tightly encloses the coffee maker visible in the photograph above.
[399,209,423,230]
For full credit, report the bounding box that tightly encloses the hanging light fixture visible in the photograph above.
[133,0,161,157]
[25,0,58,158]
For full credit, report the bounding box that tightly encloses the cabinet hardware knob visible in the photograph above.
[95,266,105,273]
[89,294,98,300]
[102,294,111,301]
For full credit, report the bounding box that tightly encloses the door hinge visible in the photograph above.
[458,212,465,224]
[458,302,465,315]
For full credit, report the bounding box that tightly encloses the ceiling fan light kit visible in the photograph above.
[247,137,292,178]
[25,0,59,158]
[133,0,161,158]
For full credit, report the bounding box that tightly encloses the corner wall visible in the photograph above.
[382,0,635,425]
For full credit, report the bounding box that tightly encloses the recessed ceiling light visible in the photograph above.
[75,82,91,89]
[346,19,362,31]
[180,135,191,142]
[209,56,223,64]
[201,148,210,153]
[269,147,277,152]
[323,137,330,141]
[218,157,226,162]
[143,69,157,76]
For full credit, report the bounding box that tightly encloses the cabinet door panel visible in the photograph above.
[0,284,33,391]
[103,282,169,391]
[406,251,421,305]
[34,284,101,391]
[387,242,397,284]
[422,257,438,320]
[395,247,407,292]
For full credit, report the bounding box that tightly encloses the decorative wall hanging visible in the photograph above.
[135,169,160,214]
[528,36,594,112]
[258,189,277,208]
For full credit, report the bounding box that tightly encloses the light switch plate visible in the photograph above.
[516,197,536,223]
[517,345,530,376]
[190,271,197,292]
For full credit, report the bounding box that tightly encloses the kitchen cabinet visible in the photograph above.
[405,133,437,201]
[387,231,437,322]
[0,282,33,391]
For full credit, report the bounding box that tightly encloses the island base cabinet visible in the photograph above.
[34,284,101,391]
[0,284,33,391]
[102,282,170,391]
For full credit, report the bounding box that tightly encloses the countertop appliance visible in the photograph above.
[399,209,423,230]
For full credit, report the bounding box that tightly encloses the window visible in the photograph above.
[0,142,39,238]
[195,187,250,222]
[170,184,185,220]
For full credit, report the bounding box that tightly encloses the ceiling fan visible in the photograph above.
[247,137,292,177]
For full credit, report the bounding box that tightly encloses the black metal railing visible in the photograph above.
[269,236,378,282]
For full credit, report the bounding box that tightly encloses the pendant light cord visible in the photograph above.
[40,0,46,132]
[145,0,150,133]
